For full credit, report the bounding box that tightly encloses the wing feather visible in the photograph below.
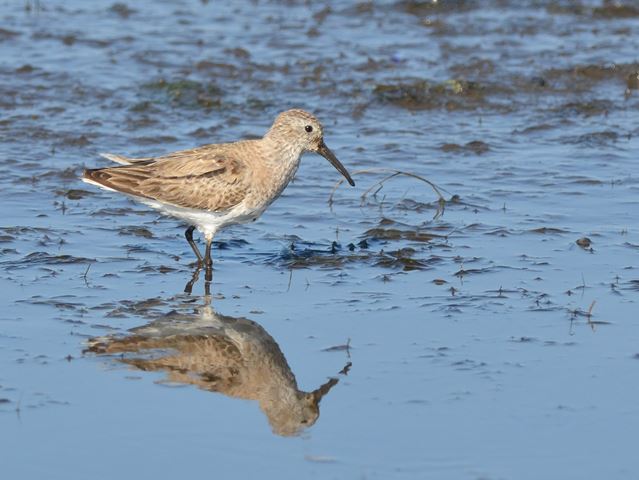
[84,144,251,212]
[100,153,159,167]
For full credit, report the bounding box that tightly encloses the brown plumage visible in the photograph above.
[82,109,355,268]
[86,301,345,436]
[85,145,251,211]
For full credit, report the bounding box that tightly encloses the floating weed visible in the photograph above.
[528,227,569,235]
[544,62,639,88]
[453,266,494,277]
[373,78,489,110]
[17,295,84,311]
[1,252,93,270]
[374,248,434,272]
[440,140,490,155]
[141,78,223,110]
[363,226,442,243]
[55,188,96,200]
[108,2,137,18]
[118,226,154,239]
[103,297,169,319]
[592,5,639,19]
[322,338,352,353]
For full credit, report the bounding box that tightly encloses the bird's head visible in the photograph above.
[266,109,355,186]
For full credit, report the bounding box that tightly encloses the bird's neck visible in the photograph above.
[249,135,303,206]
[260,134,304,173]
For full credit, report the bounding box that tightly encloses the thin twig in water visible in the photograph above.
[82,262,92,286]
[328,168,448,220]
[587,300,596,331]
[286,268,293,292]
[15,393,22,421]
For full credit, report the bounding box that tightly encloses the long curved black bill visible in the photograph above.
[317,140,355,186]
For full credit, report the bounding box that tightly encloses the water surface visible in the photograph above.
[1,1,638,478]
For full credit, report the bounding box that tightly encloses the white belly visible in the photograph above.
[140,197,264,237]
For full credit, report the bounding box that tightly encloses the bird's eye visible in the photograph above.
[305,125,313,133]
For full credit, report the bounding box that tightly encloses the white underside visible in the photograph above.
[139,197,263,238]
[82,177,263,238]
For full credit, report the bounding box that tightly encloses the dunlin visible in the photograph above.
[86,298,345,436]
[83,109,355,267]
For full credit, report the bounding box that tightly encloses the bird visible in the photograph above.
[82,109,355,268]
[85,297,347,436]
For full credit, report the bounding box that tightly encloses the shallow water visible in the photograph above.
[1,1,639,478]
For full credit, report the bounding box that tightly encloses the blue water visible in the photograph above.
[1,1,639,478]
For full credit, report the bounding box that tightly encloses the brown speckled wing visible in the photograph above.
[84,145,250,212]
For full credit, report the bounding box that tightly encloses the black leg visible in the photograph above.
[185,230,213,292]
[204,273,211,295]
[204,238,213,268]
[184,265,201,294]
[185,226,204,266]
[204,237,213,281]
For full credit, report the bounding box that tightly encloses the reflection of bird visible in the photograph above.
[86,299,346,436]
[82,109,355,268]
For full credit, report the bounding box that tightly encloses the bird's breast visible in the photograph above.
[247,155,301,211]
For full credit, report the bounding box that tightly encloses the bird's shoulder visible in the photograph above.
[149,140,257,181]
